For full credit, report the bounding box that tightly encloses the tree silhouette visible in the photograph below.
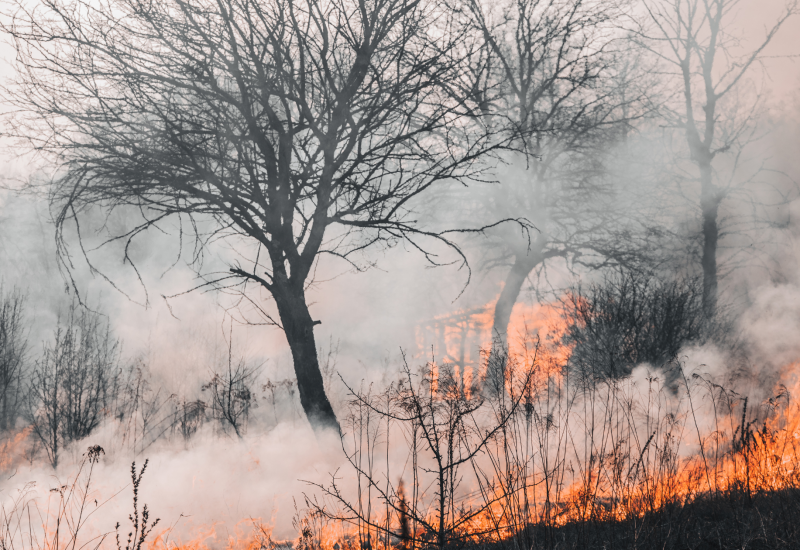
[639,0,797,317]
[5,0,515,431]
[463,0,650,344]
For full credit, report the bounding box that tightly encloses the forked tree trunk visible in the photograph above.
[272,281,340,433]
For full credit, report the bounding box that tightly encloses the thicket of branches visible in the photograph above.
[0,287,28,432]
[202,357,259,438]
[310,354,534,549]
[561,271,733,382]
[27,303,122,468]
[0,292,276,467]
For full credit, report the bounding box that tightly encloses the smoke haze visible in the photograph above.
[0,0,800,546]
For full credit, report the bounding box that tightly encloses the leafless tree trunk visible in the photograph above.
[463,0,650,343]
[0,288,28,432]
[640,0,797,317]
[491,241,545,346]
[5,0,514,433]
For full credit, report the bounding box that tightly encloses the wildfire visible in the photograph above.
[0,426,32,471]
[466,360,800,529]
[416,295,577,393]
[147,520,278,550]
[315,349,800,547]
[7,303,800,550]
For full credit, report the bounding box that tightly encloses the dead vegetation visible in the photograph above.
[3,275,800,549]
[0,447,159,550]
[0,350,797,548]
[296,324,800,550]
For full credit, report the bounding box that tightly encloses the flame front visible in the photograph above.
[150,301,800,550]
[6,298,800,550]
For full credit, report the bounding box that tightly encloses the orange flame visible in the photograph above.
[137,358,800,548]
[416,295,576,392]
[132,315,800,547]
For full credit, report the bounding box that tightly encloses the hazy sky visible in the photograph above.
[0,0,798,541]
[0,0,798,385]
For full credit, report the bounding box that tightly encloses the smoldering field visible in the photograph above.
[1,0,800,548]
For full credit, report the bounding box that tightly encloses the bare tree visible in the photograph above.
[0,287,28,432]
[4,0,516,433]
[462,0,652,345]
[27,303,121,468]
[639,0,798,317]
[203,356,258,438]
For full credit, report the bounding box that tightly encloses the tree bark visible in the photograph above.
[491,242,545,346]
[700,163,720,318]
[272,282,340,434]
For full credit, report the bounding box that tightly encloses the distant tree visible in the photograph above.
[463,0,652,345]
[638,0,798,317]
[27,303,121,468]
[203,356,258,438]
[0,287,28,432]
[4,0,516,433]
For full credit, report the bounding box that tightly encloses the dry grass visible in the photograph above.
[4,338,800,550]
[301,339,800,550]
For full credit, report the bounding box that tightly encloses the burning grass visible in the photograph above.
[4,342,800,549]
[300,347,800,550]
